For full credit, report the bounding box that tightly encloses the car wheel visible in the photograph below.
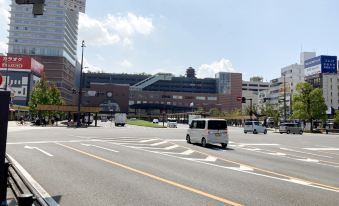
[186,135,191,144]
[299,130,303,135]
[287,130,290,134]
[280,132,283,134]
[253,130,257,134]
[221,143,227,149]
[201,138,207,147]
[244,131,247,134]
[264,130,267,134]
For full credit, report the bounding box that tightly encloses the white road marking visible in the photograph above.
[289,178,311,186]
[81,144,119,153]
[239,165,254,171]
[150,141,168,146]
[165,139,186,142]
[24,146,53,157]
[185,155,217,162]
[99,140,339,193]
[298,158,320,163]
[162,149,194,155]
[6,155,60,206]
[139,139,158,143]
[304,148,339,151]
[238,143,279,147]
[129,144,179,150]
[268,152,286,156]
[280,148,333,159]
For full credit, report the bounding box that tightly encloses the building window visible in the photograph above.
[196,96,206,100]
[173,95,183,99]
[207,97,217,101]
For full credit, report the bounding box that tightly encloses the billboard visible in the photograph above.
[0,56,44,76]
[304,55,337,76]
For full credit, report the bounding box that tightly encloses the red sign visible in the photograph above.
[0,56,44,76]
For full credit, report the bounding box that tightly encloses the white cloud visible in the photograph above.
[83,58,104,73]
[79,12,154,47]
[120,60,133,68]
[197,58,236,78]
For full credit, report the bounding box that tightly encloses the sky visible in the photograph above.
[1,0,339,81]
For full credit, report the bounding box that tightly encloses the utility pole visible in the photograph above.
[76,40,85,128]
[4,54,9,91]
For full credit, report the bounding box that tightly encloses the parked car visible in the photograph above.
[279,123,303,135]
[186,119,228,149]
[167,119,177,128]
[244,121,267,134]
[152,118,159,124]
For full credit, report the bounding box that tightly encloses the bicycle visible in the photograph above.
[16,120,29,126]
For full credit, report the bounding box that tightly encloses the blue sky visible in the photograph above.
[1,0,339,80]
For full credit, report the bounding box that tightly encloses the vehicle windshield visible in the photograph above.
[208,120,227,130]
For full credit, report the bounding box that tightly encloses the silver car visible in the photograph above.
[279,123,303,135]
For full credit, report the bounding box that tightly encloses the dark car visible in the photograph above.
[279,123,303,135]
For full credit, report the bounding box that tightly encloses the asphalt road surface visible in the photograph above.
[6,123,339,206]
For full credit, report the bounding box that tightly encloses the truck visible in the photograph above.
[114,113,127,126]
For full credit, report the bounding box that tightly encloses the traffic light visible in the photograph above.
[241,97,246,103]
[15,0,45,15]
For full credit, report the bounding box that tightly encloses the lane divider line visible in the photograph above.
[55,143,243,206]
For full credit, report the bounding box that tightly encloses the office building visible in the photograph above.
[242,76,270,113]
[305,55,338,112]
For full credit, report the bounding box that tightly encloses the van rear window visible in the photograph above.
[208,121,227,130]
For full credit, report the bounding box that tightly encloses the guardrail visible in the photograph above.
[5,155,49,206]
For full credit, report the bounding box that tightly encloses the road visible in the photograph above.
[6,123,339,206]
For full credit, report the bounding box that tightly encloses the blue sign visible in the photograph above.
[304,55,337,76]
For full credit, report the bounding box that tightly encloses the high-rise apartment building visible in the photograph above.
[7,0,81,104]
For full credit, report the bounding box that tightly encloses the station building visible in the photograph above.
[81,68,242,114]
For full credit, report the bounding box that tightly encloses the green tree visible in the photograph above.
[209,108,221,117]
[292,82,327,132]
[29,77,63,115]
[261,104,280,128]
[334,110,339,125]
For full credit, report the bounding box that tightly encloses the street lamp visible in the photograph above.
[4,53,9,91]
[76,40,85,128]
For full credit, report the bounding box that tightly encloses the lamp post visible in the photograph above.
[4,53,9,91]
[76,40,85,128]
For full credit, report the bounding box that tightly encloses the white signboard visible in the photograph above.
[61,0,86,13]
[305,64,321,77]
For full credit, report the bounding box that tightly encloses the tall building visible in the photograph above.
[305,55,338,113]
[242,76,270,113]
[7,0,81,104]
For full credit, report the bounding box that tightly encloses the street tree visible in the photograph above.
[29,77,64,116]
[292,82,327,131]
[334,110,339,125]
[261,104,280,128]
[209,108,221,117]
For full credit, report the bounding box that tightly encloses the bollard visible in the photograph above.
[17,194,33,206]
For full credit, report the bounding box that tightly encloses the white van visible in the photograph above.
[244,121,267,134]
[186,119,228,149]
